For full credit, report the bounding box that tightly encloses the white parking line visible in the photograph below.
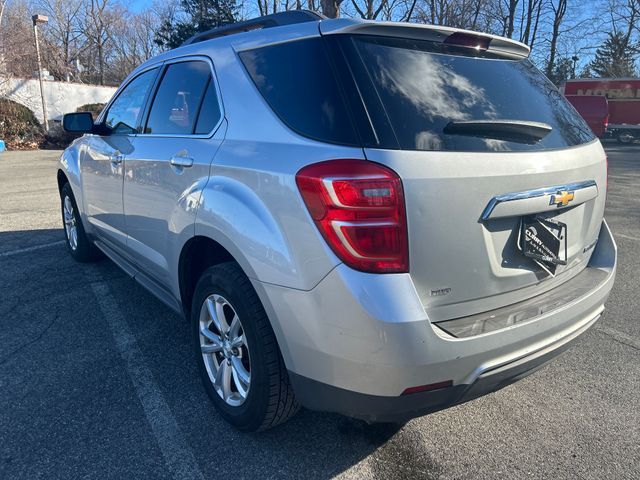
[594,324,640,351]
[615,233,640,242]
[0,240,65,258]
[90,280,204,480]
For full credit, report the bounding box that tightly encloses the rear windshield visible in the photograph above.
[240,35,594,152]
[348,36,594,152]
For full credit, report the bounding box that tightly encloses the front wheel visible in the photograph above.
[60,183,102,262]
[192,262,299,431]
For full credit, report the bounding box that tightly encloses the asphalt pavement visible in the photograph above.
[1,144,638,479]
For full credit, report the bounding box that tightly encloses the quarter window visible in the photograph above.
[145,61,212,135]
[239,38,359,146]
[194,80,222,134]
[105,68,157,135]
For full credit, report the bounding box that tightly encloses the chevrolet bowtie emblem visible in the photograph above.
[550,190,575,207]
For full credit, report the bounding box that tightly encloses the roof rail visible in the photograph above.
[181,10,324,46]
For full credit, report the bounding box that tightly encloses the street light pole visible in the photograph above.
[0,2,8,34]
[32,14,49,131]
[0,1,9,73]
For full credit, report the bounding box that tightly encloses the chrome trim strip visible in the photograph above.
[480,180,597,221]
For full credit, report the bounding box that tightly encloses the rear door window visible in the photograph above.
[145,61,212,135]
[346,35,594,152]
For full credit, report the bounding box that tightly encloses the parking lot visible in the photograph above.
[1,145,639,479]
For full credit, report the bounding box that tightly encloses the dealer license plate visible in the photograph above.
[518,216,567,276]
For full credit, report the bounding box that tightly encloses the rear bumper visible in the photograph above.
[255,220,616,421]
[289,310,598,422]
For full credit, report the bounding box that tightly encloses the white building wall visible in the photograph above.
[1,77,117,123]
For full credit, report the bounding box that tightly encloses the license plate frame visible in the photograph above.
[518,215,568,276]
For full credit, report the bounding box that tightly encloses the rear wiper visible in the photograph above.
[443,120,552,144]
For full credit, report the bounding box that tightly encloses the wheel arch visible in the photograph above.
[177,233,295,370]
[57,169,69,192]
[58,144,85,213]
[178,236,235,315]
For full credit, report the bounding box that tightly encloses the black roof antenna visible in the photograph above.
[181,10,325,47]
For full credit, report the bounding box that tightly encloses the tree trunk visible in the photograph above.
[507,0,519,38]
[321,0,343,18]
[403,0,418,21]
[545,0,567,78]
[529,0,543,51]
[98,41,104,85]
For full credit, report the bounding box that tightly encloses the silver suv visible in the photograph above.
[59,11,616,431]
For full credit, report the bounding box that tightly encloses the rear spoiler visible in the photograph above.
[319,19,531,60]
[182,10,323,46]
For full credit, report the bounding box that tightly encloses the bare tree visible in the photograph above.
[414,0,494,31]
[519,0,543,48]
[609,0,640,51]
[256,0,274,15]
[0,0,37,78]
[351,0,388,19]
[321,0,345,17]
[109,5,165,79]
[504,0,519,37]
[487,0,520,37]
[400,0,419,21]
[83,0,116,85]
[545,0,567,77]
[36,0,84,81]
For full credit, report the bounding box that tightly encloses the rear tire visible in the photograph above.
[60,183,102,263]
[191,262,299,431]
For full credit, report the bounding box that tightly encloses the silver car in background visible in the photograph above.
[58,11,616,431]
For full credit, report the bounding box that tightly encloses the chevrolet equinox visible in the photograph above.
[59,11,617,431]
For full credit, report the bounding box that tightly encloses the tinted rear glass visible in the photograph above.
[239,38,359,146]
[195,80,222,134]
[349,36,594,152]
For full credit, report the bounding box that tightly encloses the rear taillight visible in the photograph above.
[296,160,408,273]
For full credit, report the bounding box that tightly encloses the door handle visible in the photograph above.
[109,153,124,165]
[170,156,194,168]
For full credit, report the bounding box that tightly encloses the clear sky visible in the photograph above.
[128,0,148,12]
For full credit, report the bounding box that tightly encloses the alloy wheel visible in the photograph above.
[199,294,251,407]
[63,196,78,251]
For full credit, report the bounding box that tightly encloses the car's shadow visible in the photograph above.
[1,228,433,480]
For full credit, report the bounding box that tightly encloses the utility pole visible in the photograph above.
[571,55,579,79]
[0,1,7,32]
[0,1,9,70]
[32,14,49,131]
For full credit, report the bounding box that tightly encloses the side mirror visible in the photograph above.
[63,112,95,134]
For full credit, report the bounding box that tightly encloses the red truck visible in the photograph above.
[563,78,640,143]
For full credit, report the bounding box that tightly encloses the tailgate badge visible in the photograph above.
[430,287,451,297]
[549,190,575,207]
